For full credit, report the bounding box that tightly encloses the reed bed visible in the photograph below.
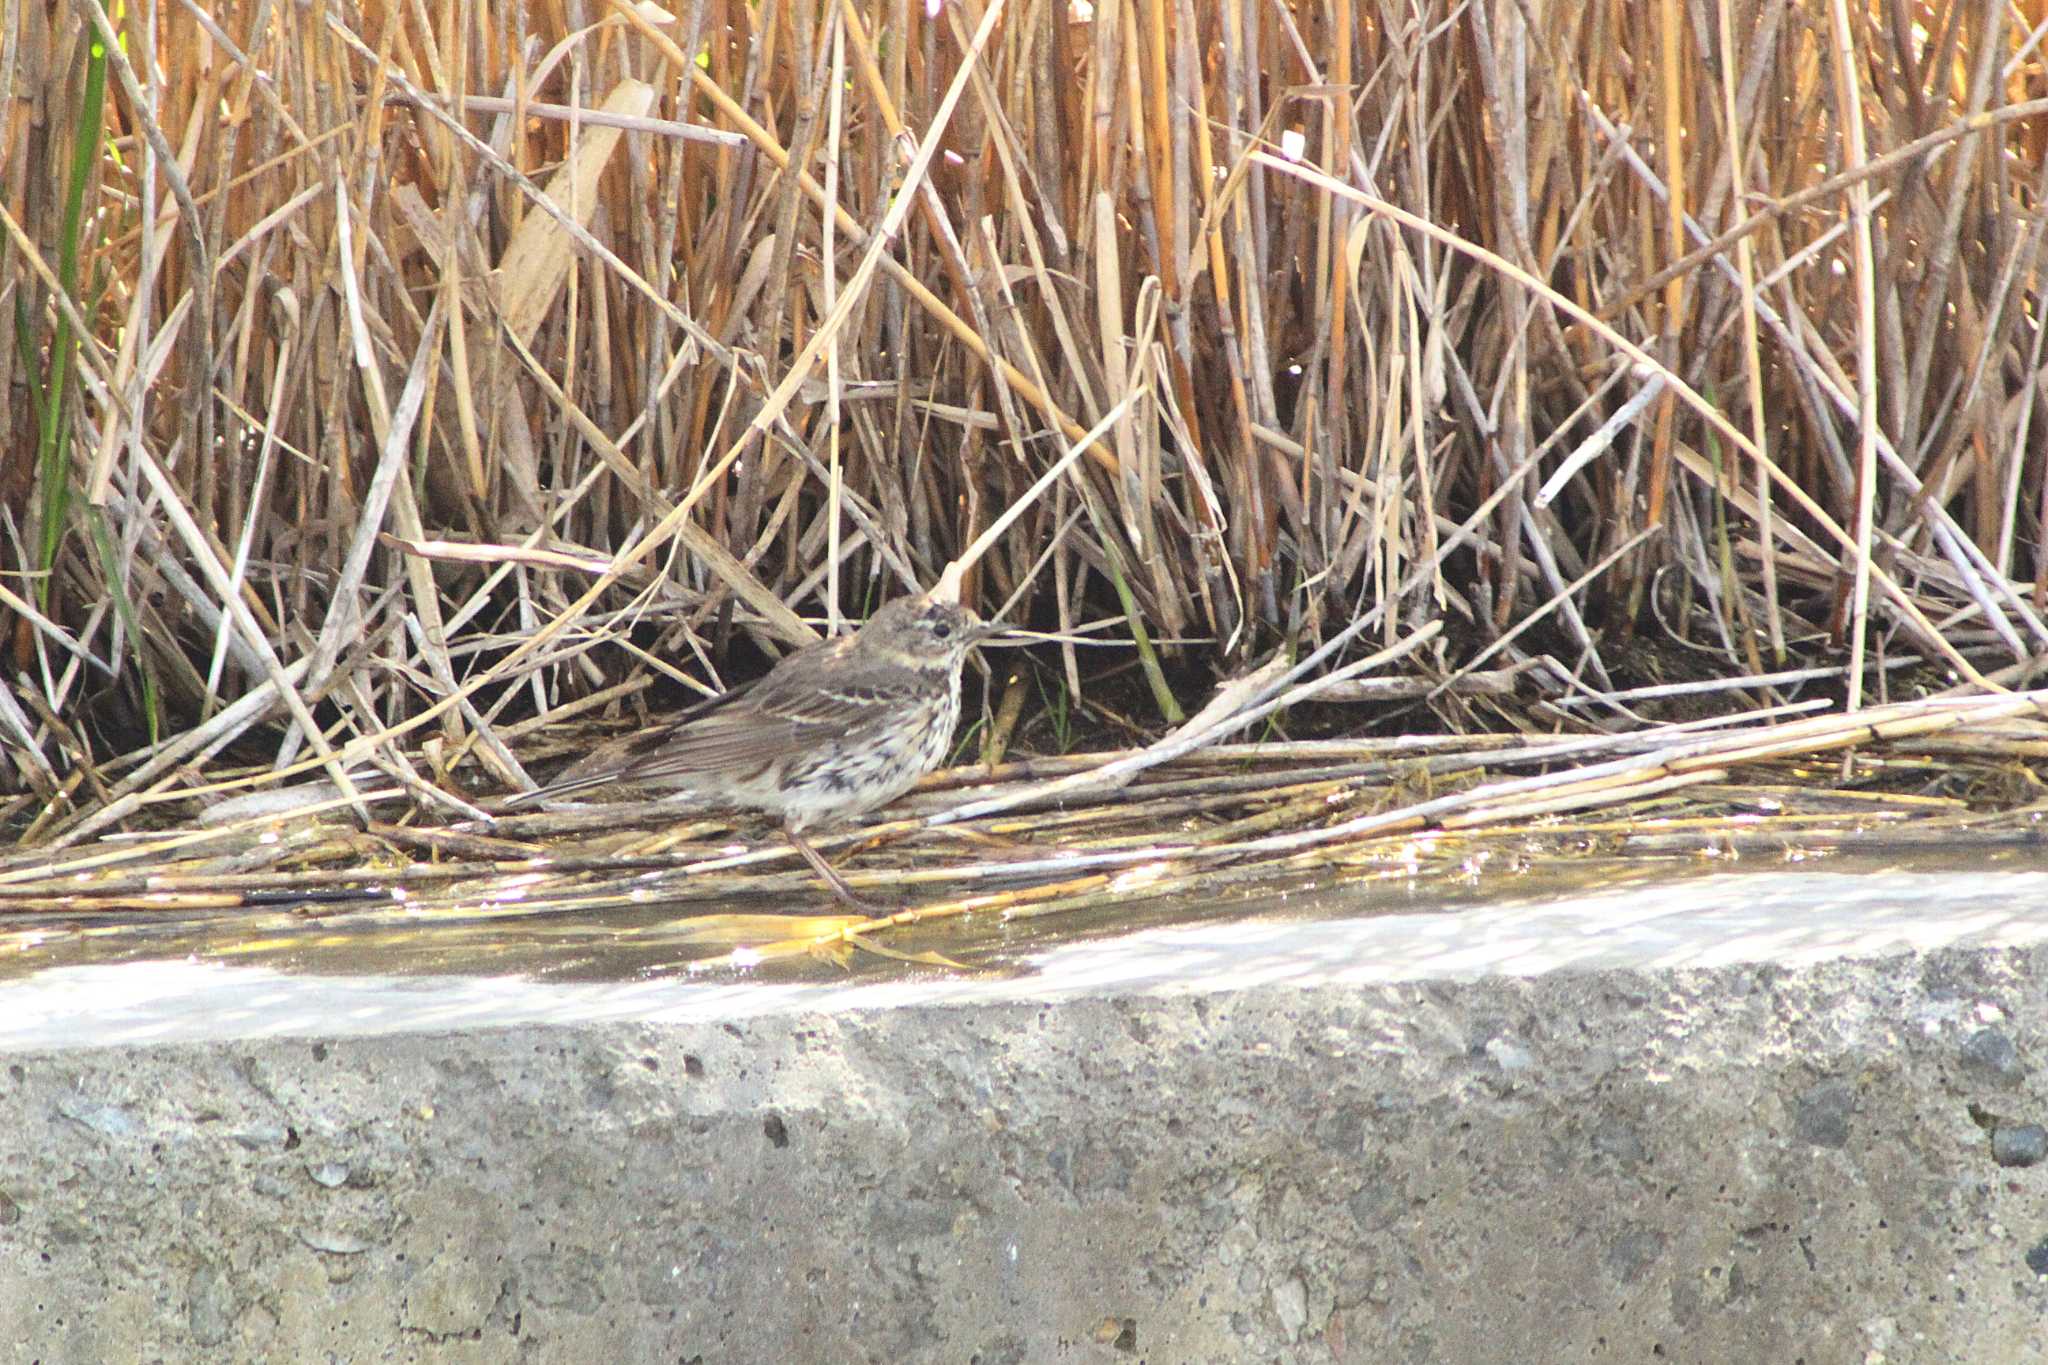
[4,686,2046,972]
[6,0,2048,939]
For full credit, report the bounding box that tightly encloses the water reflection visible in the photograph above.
[6,844,2047,990]
[4,851,2047,1053]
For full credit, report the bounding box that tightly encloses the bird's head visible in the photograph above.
[857,593,992,667]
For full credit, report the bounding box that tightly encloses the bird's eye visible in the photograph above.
[931,620,954,639]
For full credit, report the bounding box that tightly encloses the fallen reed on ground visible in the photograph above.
[4,683,2046,970]
[5,1,2048,913]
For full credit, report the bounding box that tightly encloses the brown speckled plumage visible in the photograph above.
[513,592,987,904]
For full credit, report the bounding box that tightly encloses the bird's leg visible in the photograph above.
[784,823,891,912]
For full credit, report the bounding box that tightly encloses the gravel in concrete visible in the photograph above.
[5,869,2048,1362]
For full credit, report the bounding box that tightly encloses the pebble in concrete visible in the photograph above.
[1962,1027,2027,1086]
[1992,1123,2048,1168]
[4,869,2048,1361]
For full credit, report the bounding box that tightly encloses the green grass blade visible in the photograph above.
[33,13,110,608]
[85,505,162,745]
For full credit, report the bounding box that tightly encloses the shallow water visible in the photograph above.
[4,847,2047,1053]
[5,839,2044,988]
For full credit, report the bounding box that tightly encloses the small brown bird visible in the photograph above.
[510,591,991,906]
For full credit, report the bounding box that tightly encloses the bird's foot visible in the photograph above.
[786,826,897,915]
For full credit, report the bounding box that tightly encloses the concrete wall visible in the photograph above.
[4,871,2047,1362]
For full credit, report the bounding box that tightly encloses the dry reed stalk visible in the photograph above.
[7,688,2048,977]
[2,0,2047,869]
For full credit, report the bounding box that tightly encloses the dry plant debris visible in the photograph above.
[6,3,2048,966]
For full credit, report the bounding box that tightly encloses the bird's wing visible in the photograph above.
[750,675,922,723]
[510,696,782,802]
[506,632,904,806]
[606,702,836,786]
[602,670,928,783]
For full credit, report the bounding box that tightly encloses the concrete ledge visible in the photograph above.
[5,869,2048,1362]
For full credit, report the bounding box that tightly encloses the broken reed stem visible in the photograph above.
[6,0,2048,853]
